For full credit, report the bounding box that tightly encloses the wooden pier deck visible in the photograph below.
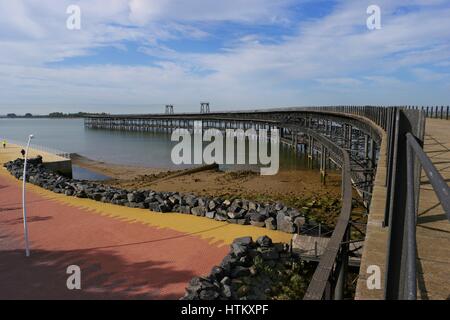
[416,119,450,300]
[356,119,450,300]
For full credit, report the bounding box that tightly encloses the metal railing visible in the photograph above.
[303,143,353,300]
[5,138,71,159]
[405,106,450,120]
[404,133,450,300]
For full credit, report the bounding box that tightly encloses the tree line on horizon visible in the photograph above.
[2,112,110,118]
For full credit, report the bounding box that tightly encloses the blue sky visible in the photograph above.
[0,0,449,114]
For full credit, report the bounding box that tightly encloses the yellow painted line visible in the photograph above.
[0,168,292,247]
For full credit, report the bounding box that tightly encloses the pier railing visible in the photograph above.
[6,139,71,159]
[402,133,450,300]
[303,143,353,300]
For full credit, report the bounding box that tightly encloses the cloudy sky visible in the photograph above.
[0,0,449,114]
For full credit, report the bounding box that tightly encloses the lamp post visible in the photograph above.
[22,134,34,257]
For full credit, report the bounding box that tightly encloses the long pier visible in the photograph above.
[84,106,450,300]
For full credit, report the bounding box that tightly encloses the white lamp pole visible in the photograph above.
[22,134,34,257]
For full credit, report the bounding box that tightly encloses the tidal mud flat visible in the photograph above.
[72,154,342,205]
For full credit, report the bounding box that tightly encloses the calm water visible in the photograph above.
[0,118,311,171]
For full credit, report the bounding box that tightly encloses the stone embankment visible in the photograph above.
[4,157,322,235]
[182,236,313,300]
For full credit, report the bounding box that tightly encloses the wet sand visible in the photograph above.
[72,154,342,205]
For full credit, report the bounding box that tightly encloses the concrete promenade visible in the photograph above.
[0,145,291,299]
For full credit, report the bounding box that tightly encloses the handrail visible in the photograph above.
[406,133,450,218]
[304,148,353,299]
[404,133,450,300]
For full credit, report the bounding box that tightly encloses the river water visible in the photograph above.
[0,118,311,172]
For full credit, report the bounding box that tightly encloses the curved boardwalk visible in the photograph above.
[0,146,291,299]
[356,119,450,300]
[416,119,450,300]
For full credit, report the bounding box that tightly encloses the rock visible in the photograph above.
[92,193,103,201]
[231,242,248,257]
[231,266,251,278]
[276,212,296,233]
[287,209,301,219]
[199,289,219,300]
[148,202,161,212]
[233,237,253,247]
[222,199,231,207]
[250,221,265,227]
[191,206,206,217]
[256,236,273,247]
[221,285,232,298]
[275,202,284,211]
[159,204,171,213]
[227,210,244,219]
[208,200,218,211]
[184,195,198,207]
[230,237,253,257]
[220,276,231,286]
[258,208,269,217]
[265,217,277,230]
[168,196,179,205]
[248,201,257,211]
[259,247,279,260]
[210,266,224,280]
[205,211,215,219]
[75,190,87,198]
[187,277,215,293]
[215,214,227,222]
[220,255,237,273]
[236,219,248,225]
[127,193,136,203]
[294,216,306,230]
[178,206,192,214]
[249,212,265,222]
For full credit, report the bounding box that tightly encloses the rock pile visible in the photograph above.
[4,158,316,234]
[181,236,296,300]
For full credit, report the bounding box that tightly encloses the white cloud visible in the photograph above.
[0,0,449,113]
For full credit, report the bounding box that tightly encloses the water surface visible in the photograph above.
[0,118,312,171]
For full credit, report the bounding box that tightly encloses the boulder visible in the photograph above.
[294,216,306,230]
[250,221,265,227]
[231,266,251,278]
[199,289,219,300]
[191,206,206,217]
[265,217,277,230]
[205,211,215,219]
[256,236,273,247]
[210,266,224,281]
[276,212,296,233]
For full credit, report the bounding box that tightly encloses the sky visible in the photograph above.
[0,0,449,114]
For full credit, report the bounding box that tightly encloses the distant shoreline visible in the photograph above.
[0,116,85,119]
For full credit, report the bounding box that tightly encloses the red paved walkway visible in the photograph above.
[0,172,228,300]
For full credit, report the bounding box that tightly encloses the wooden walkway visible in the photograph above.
[416,119,450,300]
[356,119,450,300]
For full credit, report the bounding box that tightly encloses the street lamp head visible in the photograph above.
[29,134,34,139]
